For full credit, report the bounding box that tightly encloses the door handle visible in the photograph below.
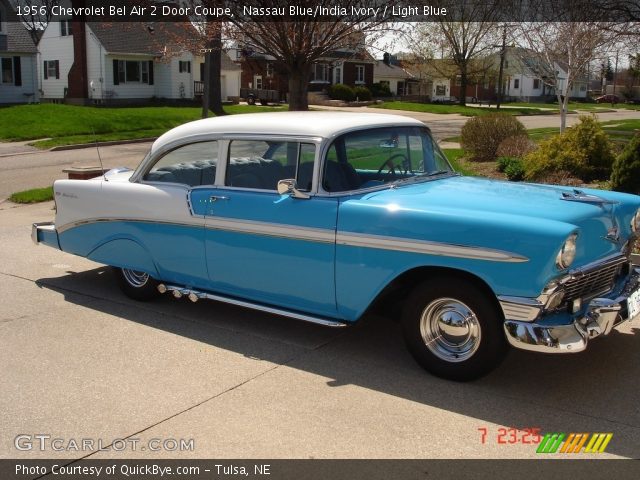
[210,195,229,202]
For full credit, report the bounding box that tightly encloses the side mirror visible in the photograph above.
[277,178,310,199]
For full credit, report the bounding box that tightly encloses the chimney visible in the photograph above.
[66,0,89,103]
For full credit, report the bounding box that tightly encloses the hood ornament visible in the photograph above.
[560,189,618,206]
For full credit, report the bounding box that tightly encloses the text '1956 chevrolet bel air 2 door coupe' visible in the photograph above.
[32,112,640,380]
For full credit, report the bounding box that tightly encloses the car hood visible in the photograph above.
[353,175,639,264]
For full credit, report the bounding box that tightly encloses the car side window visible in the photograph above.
[225,140,316,191]
[144,141,218,187]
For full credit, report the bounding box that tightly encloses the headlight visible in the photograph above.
[632,208,640,233]
[556,233,578,270]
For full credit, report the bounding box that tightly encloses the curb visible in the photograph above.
[50,137,157,151]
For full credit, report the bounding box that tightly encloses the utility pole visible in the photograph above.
[496,24,507,110]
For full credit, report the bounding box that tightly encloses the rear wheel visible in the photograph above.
[246,96,256,105]
[401,277,507,381]
[114,267,160,301]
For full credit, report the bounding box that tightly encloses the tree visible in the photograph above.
[410,1,502,106]
[10,0,59,40]
[513,20,617,132]
[227,0,394,111]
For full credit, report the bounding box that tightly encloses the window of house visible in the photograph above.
[533,78,540,89]
[179,61,191,73]
[266,62,274,77]
[504,60,509,68]
[141,61,149,83]
[435,85,446,96]
[60,20,72,37]
[455,75,461,86]
[117,60,151,83]
[580,85,586,91]
[225,140,316,191]
[44,60,59,79]
[1,57,13,83]
[311,63,328,82]
[0,9,4,33]
[253,75,263,89]
[334,65,342,84]
[513,78,520,89]
[355,65,365,83]
[144,141,218,186]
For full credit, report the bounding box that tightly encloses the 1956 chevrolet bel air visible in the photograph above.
[32,112,640,380]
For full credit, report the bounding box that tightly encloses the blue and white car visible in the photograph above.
[33,112,640,380]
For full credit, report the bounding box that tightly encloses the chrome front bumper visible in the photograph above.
[503,266,640,353]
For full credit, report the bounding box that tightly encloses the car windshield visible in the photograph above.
[322,126,455,193]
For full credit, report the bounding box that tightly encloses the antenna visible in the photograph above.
[91,125,108,182]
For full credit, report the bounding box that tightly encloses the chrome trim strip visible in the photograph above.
[57,217,528,262]
[498,296,543,322]
[56,217,204,234]
[159,283,348,328]
[205,217,335,243]
[336,232,529,263]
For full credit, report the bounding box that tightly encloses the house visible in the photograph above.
[38,18,240,104]
[373,54,420,96]
[493,47,588,102]
[231,37,375,101]
[0,0,39,104]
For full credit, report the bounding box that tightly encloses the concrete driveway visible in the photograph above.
[1,201,639,461]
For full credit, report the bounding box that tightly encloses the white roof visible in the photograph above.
[151,112,424,152]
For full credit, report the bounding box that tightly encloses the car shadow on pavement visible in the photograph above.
[37,267,640,459]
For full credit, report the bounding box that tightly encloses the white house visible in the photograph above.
[373,57,419,96]
[499,48,587,101]
[38,20,240,104]
[0,0,39,104]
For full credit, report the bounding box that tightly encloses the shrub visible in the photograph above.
[523,115,615,182]
[370,82,392,97]
[610,133,640,194]
[496,135,537,159]
[497,157,525,181]
[328,83,355,102]
[353,86,372,101]
[460,113,526,161]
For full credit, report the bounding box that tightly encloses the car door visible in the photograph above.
[130,140,220,288]
[190,138,339,318]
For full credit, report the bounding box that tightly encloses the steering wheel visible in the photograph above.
[377,153,410,176]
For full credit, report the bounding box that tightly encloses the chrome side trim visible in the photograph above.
[498,296,543,322]
[57,217,528,262]
[336,232,529,263]
[205,217,335,243]
[158,283,348,328]
[56,217,204,234]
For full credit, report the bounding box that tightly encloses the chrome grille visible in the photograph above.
[563,256,627,302]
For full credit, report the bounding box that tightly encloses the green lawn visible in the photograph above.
[9,186,54,204]
[443,148,475,176]
[370,101,547,116]
[0,104,286,148]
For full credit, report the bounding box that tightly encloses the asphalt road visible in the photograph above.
[1,202,640,462]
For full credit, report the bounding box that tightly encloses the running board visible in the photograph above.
[157,283,348,328]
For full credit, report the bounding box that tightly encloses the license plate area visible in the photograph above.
[627,287,640,321]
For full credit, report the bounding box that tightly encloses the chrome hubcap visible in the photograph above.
[419,298,481,363]
[122,269,149,288]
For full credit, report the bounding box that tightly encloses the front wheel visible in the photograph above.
[401,277,507,381]
[114,267,160,301]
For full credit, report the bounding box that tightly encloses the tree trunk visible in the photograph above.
[207,26,225,116]
[458,66,467,106]
[201,53,210,119]
[288,65,311,111]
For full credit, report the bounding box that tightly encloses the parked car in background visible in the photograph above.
[32,112,640,381]
[596,94,621,104]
